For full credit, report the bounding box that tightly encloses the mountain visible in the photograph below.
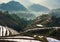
[49,8,60,18]
[29,4,49,12]
[17,13,36,20]
[0,1,27,11]
[0,11,28,31]
[0,1,36,20]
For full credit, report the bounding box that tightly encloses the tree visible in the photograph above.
[0,11,28,32]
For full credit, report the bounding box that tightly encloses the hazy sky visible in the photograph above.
[0,0,60,9]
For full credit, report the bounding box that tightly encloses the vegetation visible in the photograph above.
[0,8,60,40]
[23,9,60,40]
[0,11,28,32]
[32,10,60,27]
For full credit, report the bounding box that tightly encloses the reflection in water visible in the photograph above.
[0,25,60,42]
[0,36,60,42]
[47,37,60,42]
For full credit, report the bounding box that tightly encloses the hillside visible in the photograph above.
[0,11,28,32]
[0,1,27,11]
[29,4,49,12]
[17,13,36,20]
[30,8,60,27]
[49,8,60,18]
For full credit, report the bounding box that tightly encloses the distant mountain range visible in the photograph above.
[29,4,49,12]
[0,1,50,12]
[0,1,27,11]
[0,1,50,19]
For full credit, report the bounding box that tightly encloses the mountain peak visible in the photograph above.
[29,4,49,12]
[7,1,20,4]
[0,1,27,11]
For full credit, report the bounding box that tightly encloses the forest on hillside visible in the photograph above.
[0,9,60,40]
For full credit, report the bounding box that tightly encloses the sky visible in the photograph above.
[0,0,60,9]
